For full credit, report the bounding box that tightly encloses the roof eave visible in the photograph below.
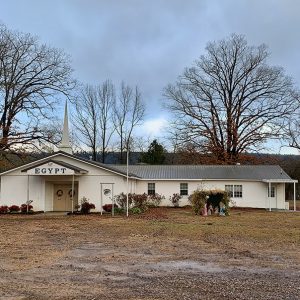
[262,179,298,183]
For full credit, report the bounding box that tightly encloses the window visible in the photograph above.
[268,185,275,198]
[225,185,242,198]
[225,185,233,197]
[234,185,243,198]
[180,183,188,196]
[148,183,155,195]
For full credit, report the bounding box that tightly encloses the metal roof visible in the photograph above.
[110,164,294,181]
[0,151,295,182]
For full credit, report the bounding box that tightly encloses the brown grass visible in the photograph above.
[1,208,299,270]
[0,208,300,299]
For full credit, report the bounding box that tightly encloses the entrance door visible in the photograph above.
[53,184,78,211]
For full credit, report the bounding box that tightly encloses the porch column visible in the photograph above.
[71,174,74,214]
[294,181,296,212]
[100,183,103,215]
[269,181,271,212]
[112,183,114,217]
[27,175,29,204]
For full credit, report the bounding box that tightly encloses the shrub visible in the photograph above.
[20,204,33,213]
[132,193,148,212]
[188,190,208,215]
[102,204,119,212]
[9,205,20,212]
[147,193,164,207]
[169,193,182,207]
[114,192,133,209]
[79,197,95,214]
[130,207,142,214]
[114,207,125,214]
[0,205,9,214]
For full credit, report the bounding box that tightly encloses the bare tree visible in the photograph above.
[72,81,115,162]
[97,80,115,163]
[72,85,99,161]
[0,24,74,154]
[164,34,299,163]
[113,83,145,163]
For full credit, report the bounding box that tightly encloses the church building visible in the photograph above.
[0,103,297,212]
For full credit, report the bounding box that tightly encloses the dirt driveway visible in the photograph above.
[0,208,300,299]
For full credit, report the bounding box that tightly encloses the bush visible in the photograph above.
[114,207,125,214]
[130,207,142,214]
[169,193,182,207]
[147,193,164,207]
[20,204,33,213]
[79,197,95,214]
[102,204,119,212]
[114,192,133,209]
[132,193,148,212]
[9,205,20,212]
[0,205,9,214]
[188,190,208,215]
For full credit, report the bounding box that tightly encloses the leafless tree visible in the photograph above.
[286,111,300,152]
[113,82,145,163]
[97,80,115,163]
[72,85,99,161]
[72,81,115,162]
[164,34,299,163]
[0,24,74,155]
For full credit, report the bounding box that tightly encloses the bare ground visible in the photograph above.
[0,208,300,299]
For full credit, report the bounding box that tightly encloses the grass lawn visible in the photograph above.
[0,207,300,299]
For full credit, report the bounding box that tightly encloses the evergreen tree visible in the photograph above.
[141,140,166,164]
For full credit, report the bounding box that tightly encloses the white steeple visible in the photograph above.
[58,100,73,154]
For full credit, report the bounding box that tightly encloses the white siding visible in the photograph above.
[1,175,44,210]
[135,180,286,209]
[0,153,287,211]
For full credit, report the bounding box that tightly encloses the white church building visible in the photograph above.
[0,104,297,212]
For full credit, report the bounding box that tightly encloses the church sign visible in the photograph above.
[27,162,75,175]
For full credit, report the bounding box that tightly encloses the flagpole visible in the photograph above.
[126,140,129,217]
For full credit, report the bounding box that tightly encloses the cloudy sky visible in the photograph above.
[1,0,299,153]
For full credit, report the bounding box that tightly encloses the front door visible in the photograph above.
[53,184,78,211]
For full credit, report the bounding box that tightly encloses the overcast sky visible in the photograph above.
[1,0,299,153]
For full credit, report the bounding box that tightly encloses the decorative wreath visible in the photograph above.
[68,189,75,197]
[103,188,111,196]
[56,190,63,197]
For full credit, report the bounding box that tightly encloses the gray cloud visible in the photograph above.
[1,0,300,119]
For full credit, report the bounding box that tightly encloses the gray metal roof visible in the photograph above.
[110,164,294,181]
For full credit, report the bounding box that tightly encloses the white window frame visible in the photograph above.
[225,184,243,198]
[268,185,276,198]
[180,183,188,196]
[148,183,155,195]
[234,185,243,198]
[225,185,234,197]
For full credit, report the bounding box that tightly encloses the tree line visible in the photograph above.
[1,23,300,165]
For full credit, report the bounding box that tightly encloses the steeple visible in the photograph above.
[58,100,72,154]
